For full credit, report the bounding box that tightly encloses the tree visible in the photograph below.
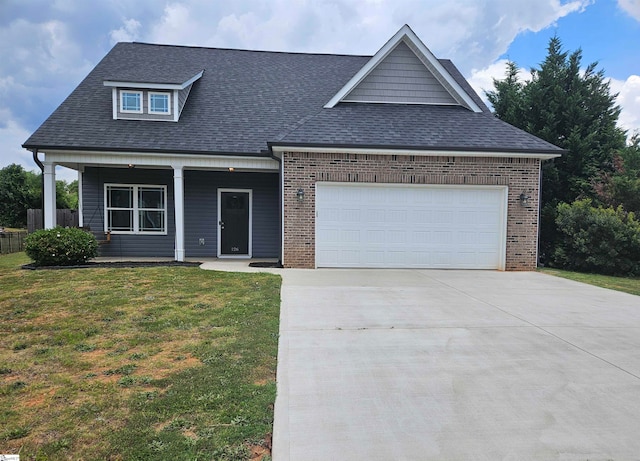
[486,36,627,259]
[0,164,38,227]
[594,135,640,213]
[0,164,78,228]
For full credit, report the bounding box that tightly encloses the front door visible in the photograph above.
[218,189,252,257]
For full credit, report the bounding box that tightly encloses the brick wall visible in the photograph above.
[283,152,541,270]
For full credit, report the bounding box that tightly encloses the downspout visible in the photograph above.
[268,149,283,267]
[32,149,44,230]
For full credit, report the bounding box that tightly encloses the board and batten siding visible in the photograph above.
[82,167,176,257]
[184,171,279,259]
[343,41,457,105]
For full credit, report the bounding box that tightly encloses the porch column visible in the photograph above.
[173,165,185,261]
[43,162,57,228]
[77,168,84,228]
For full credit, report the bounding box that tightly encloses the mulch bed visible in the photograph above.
[248,262,283,268]
[22,261,202,270]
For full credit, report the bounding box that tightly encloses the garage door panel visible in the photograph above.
[316,183,506,269]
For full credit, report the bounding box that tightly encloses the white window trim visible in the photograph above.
[120,90,143,114]
[148,91,171,115]
[104,183,168,235]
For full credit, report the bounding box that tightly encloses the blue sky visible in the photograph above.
[1,0,639,182]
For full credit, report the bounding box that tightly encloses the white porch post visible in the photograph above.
[77,168,84,228]
[43,162,57,228]
[173,165,185,261]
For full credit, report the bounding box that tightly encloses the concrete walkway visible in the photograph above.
[270,269,640,460]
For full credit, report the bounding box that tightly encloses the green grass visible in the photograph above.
[0,252,281,460]
[540,267,640,296]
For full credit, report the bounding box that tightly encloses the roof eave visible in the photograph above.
[21,144,272,158]
[103,70,204,90]
[268,142,564,160]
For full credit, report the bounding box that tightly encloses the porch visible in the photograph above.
[38,151,281,262]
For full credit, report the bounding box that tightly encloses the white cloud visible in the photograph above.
[137,0,594,75]
[0,0,630,175]
[110,18,142,44]
[468,61,640,139]
[618,0,640,21]
[467,60,533,106]
[0,18,91,85]
[0,109,36,173]
[0,108,76,181]
[610,75,640,137]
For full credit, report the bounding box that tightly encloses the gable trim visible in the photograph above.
[324,25,482,112]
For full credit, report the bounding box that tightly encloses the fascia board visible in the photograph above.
[270,144,562,160]
[103,70,204,90]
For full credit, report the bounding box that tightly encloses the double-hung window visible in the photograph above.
[120,90,143,113]
[105,184,167,234]
[149,92,170,114]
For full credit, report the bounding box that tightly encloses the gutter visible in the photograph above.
[267,148,284,267]
[31,149,45,230]
[268,141,564,159]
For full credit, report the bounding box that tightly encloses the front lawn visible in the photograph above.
[0,252,281,460]
[540,267,640,296]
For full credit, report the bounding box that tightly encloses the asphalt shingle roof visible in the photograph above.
[275,104,561,153]
[23,42,562,155]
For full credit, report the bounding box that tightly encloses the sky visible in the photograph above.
[1,0,639,182]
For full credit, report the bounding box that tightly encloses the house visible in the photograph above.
[23,25,562,270]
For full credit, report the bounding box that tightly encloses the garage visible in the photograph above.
[315,183,507,269]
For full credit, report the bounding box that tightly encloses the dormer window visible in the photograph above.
[120,91,143,113]
[149,92,170,115]
[104,69,204,122]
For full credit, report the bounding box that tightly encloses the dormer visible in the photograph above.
[325,25,483,112]
[104,68,203,122]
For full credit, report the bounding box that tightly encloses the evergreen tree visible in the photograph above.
[486,36,626,259]
[594,136,640,213]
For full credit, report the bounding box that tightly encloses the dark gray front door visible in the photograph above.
[219,191,250,255]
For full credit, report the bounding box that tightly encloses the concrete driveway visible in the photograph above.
[272,269,640,461]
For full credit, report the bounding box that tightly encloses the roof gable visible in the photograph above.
[325,24,483,112]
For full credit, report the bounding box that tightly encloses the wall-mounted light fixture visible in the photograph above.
[228,167,235,172]
[296,188,305,202]
[519,192,531,206]
[128,164,135,169]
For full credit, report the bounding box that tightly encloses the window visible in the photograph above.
[120,91,142,113]
[149,92,170,114]
[105,184,166,234]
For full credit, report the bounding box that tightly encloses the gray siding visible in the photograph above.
[184,171,279,259]
[82,167,176,257]
[343,41,458,105]
[83,168,280,259]
[117,88,174,121]
[178,83,192,116]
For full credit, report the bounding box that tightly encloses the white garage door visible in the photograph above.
[315,183,507,269]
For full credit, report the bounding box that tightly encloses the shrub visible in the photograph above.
[25,227,98,266]
[552,199,640,276]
